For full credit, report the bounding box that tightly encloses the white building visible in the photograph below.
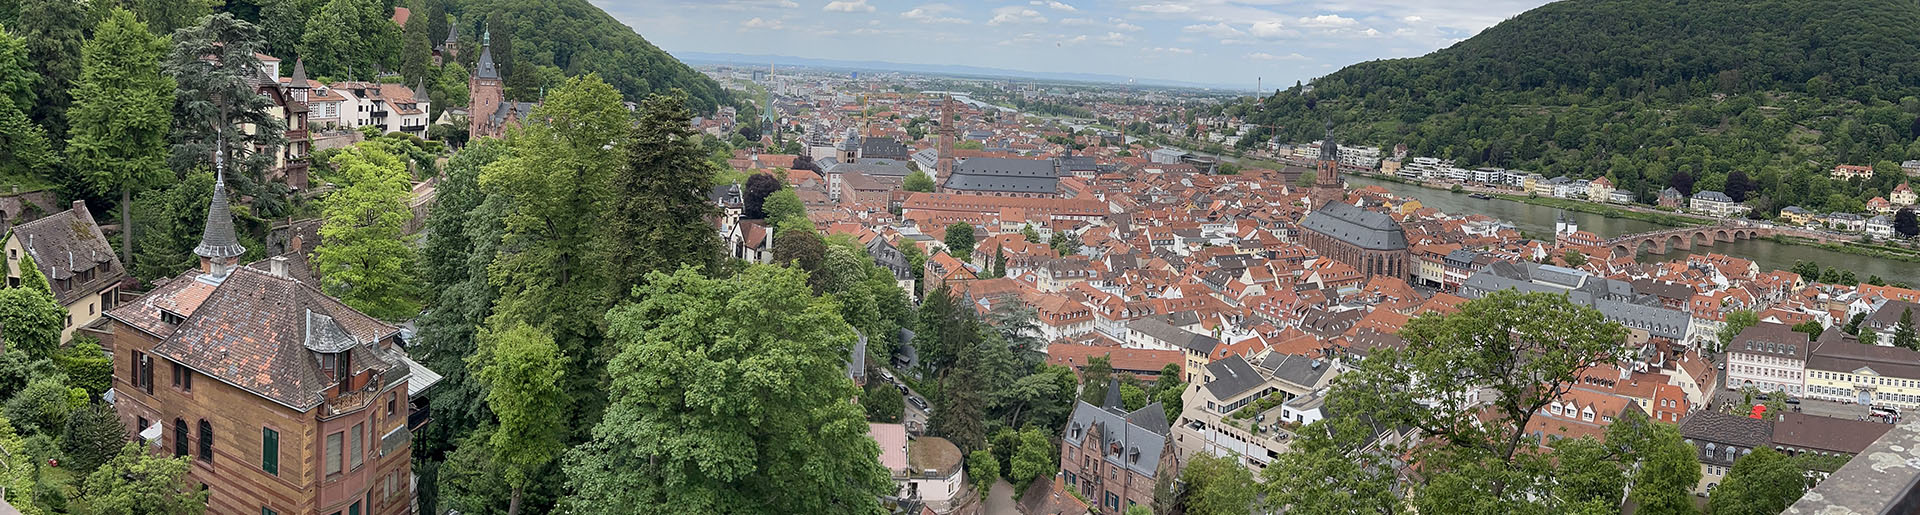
[1724,323,1808,396]
[330,82,431,137]
[869,423,966,513]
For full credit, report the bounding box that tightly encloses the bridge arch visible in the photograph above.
[1715,229,1732,242]
[1665,234,1687,253]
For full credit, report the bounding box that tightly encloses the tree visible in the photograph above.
[1262,415,1403,514]
[315,144,420,320]
[863,380,903,422]
[1151,363,1185,420]
[772,223,828,291]
[18,0,85,140]
[258,0,309,61]
[904,169,934,192]
[58,403,125,473]
[15,252,48,295]
[562,266,894,514]
[399,1,433,87]
[762,188,805,225]
[69,442,206,515]
[1894,308,1917,350]
[1791,320,1824,340]
[1182,453,1258,515]
[425,0,449,46]
[968,450,999,502]
[1709,448,1809,515]
[67,8,173,269]
[1316,290,1628,510]
[1860,329,1881,346]
[1078,355,1114,404]
[473,322,569,515]
[1008,426,1054,490]
[0,27,54,182]
[299,0,386,80]
[167,13,286,185]
[1562,249,1587,267]
[742,172,780,219]
[1022,224,1042,244]
[0,287,64,359]
[4,376,75,438]
[1295,171,1317,189]
[1790,260,1820,282]
[481,74,629,431]
[1120,383,1148,411]
[1891,207,1918,238]
[132,0,216,37]
[1718,310,1759,349]
[1051,230,1082,256]
[602,92,722,303]
[1626,421,1701,514]
[945,222,975,262]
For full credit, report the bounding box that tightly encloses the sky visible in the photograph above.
[590,0,1555,89]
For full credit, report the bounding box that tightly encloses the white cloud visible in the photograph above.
[1145,46,1194,54]
[1111,18,1143,31]
[1097,31,1129,45]
[1401,15,1424,23]
[1248,20,1296,39]
[989,6,1047,25]
[1361,28,1382,37]
[1131,3,1193,14]
[1247,52,1310,61]
[1031,0,1077,12]
[1059,17,1096,25]
[741,17,785,29]
[1183,22,1243,38]
[1296,14,1358,28]
[902,3,970,24]
[823,0,874,13]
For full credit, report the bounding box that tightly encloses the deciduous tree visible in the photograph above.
[70,442,206,515]
[1181,453,1258,515]
[562,266,893,514]
[315,144,420,320]
[904,169,934,192]
[945,222,975,261]
[67,8,173,269]
[473,322,569,515]
[742,172,779,219]
[1709,447,1809,515]
[0,286,64,359]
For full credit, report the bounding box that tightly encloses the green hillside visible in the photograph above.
[450,0,733,113]
[1238,0,1920,216]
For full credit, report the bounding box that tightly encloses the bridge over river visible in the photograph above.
[1602,223,1842,259]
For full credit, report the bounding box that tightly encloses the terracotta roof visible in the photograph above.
[1047,343,1181,376]
[111,266,400,411]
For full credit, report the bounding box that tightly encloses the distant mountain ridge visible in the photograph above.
[1239,0,1920,217]
[677,51,1243,90]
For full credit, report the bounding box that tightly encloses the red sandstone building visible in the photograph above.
[104,176,434,515]
[1059,384,1173,514]
[1298,202,1411,281]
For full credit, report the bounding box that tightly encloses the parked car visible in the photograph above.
[881,370,895,383]
[908,396,929,411]
[896,384,909,395]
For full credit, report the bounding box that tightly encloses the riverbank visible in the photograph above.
[1770,235,1920,263]
[1489,194,1714,228]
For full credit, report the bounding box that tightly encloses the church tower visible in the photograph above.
[935,95,956,183]
[1312,126,1343,207]
[469,30,505,138]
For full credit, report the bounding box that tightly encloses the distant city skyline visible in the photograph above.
[592,0,1553,88]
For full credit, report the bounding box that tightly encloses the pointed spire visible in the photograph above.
[1102,377,1123,412]
[194,137,247,263]
[288,58,309,88]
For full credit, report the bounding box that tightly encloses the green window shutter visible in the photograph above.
[262,427,279,475]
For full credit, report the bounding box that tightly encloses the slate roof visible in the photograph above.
[1064,399,1168,478]
[1693,190,1734,202]
[1202,355,1267,400]
[194,177,247,260]
[1772,413,1891,455]
[944,157,1059,194]
[1729,322,1812,361]
[1261,352,1332,390]
[1299,203,1408,251]
[1128,316,1218,354]
[107,265,402,411]
[1806,332,1920,380]
[1679,411,1774,465]
[11,202,126,305]
[475,34,500,80]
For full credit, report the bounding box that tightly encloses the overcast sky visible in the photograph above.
[591,0,1554,88]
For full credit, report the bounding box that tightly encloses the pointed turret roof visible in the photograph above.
[1102,377,1123,413]
[194,168,247,260]
[475,30,499,80]
[288,58,309,88]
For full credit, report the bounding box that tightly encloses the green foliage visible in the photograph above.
[1151,364,1185,421]
[562,266,893,514]
[1718,310,1760,349]
[1709,447,1810,515]
[4,376,72,439]
[967,449,999,502]
[741,172,779,219]
[0,417,37,514]
[128,0,215,37]
[53,341,110,397]
[1050,230,1082,256]
[904,169,935,192]
[1896,208,1919,237]
[399,3,433,87]
[0,27,54,184]
[1181,453,1258,515]
[128,171,215,281]
[1791,320,1825,340]
[863,379,903,423]
[1243,0,1920,217]
[166,13,286,186]
[1626,421,1702,514]
[762,188,805,226]
[1562,249,1587,267]
[1261,415,1403,513]
[1078,355,1113,405]
[432,430,516,515]
[57,403,123,474]
[315,143,421,320]
[17,0,85,140]
[298,0,399,80]
[67,8,173,268]
[69,442,205,515]
[1119,383,1148,412]
[16,252,48,296]
[1895,308,1918,350]
[602,91,722,303]
[473,321,569,511]
[956,141,984,151]
[1008,426,1054,490]
[772,222,828,291]
[945,222,975,262]
[455,0,733,112]
[0,287,64,359]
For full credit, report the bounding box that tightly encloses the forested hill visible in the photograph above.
[451,0,732,113]
[1238,0,1920,216]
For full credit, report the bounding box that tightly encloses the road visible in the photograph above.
[883,368,932,433]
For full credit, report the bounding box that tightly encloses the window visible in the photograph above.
[262,427,279,475]
[348,502,360,515]
[137,417,148,434]
[350,423,364,470]
[387,392,396,417]
[326,431,343,477]
[173,419,189,457]
[198,420,213,462]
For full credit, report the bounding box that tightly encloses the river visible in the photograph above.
[1343,175,1919,282]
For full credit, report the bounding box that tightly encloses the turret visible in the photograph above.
[194,150,247,279]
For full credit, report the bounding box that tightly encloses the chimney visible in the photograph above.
[269,256,290,278]
[71,200,86,218]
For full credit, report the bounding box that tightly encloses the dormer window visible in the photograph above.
[160,309,186,325]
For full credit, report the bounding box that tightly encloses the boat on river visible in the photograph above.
[1468,192,1493,200]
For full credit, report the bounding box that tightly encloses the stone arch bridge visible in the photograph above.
[1602,223,1835,259]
